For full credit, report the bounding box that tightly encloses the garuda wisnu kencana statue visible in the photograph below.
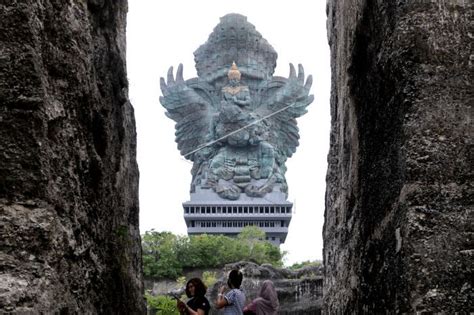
[160,14,313,200]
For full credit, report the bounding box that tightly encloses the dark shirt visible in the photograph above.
[187,296,210,315]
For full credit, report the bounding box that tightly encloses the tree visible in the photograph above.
[142,227,285,279]
[237,225,266,241]
[238,226,266,262]
[142,230,182,279]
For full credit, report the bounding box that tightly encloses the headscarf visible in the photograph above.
[253,280,279,315]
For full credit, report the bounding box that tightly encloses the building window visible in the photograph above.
[233,207,237,213]
[249,207,253,214]
[244,207,248,213]
[265,207,269,213]
[270,207,274,213]
[265,222,269,227]
[191,221,195,227]
[272,237,275,241]
[212,207,216,213]
[281,221,285,227]
[270,222,275,227]
[259,207,264,213]
[217,207,221,213]
[212,222,216,227]
[201,222,205,227]
[259,222,263,227]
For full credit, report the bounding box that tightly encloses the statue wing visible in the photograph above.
[159,64,218,161]
[255,63,314,162]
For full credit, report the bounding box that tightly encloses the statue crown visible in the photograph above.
[227,61,241,80]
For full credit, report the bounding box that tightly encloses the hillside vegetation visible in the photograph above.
[142,226,285,279]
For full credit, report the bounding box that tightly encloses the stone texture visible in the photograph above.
[146,262,323,314]
[0,0,144,313]
[324,0,473,312]
[209,262,323,314]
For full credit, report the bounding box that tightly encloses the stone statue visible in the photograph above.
[159,14,313,200]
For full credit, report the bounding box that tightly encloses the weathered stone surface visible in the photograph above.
[0,0,144,313]
[209,262,323,314]
[324,0,472,313]
[146,262,323,314]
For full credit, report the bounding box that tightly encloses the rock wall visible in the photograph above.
[146,262,323,314]
[0,0,144,313]
[209,262,323,314]
[324,0,472,312]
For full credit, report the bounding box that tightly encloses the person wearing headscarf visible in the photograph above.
[243,280,279,315]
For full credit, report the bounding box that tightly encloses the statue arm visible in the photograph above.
[233,89,251,106]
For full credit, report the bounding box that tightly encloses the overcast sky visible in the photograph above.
[126,0,331,265]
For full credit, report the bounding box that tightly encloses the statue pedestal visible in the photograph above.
[182,186,292,246]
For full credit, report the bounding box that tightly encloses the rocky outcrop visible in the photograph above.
[0,0,144,313]
[209,262,323,314]
[324,0,472,313]
[146,262,323,314]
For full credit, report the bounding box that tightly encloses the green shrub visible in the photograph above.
[145,294,179,315]
[288,260,322,270]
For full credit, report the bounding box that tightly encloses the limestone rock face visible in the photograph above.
[0,0,144,313]
[324,0,472,313]
[209,262,323,314]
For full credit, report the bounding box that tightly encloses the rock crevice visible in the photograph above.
[324,0,472,312]
[0,0,144,313]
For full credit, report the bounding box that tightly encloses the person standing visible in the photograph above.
[215,269,246,314]
[243,280,279,315]
[177,278,211,315]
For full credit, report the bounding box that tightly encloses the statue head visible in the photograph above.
[227,61,241,85]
